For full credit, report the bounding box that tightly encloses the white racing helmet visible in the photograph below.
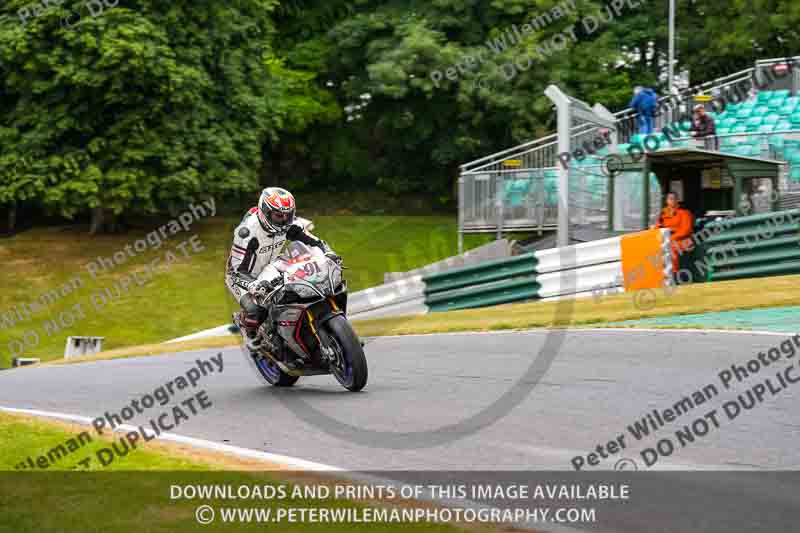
[257,187,296,234]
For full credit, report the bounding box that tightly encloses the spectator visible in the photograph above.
[652,192,694,278]
[629,86,658,134]
[690,104,718,149]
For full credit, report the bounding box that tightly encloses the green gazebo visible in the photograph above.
[607,147,785,229]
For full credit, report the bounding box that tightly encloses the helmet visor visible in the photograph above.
[269,210,294,228]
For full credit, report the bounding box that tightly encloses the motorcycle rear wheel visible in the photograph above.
[257,354,300,387]
[242,345,299,387]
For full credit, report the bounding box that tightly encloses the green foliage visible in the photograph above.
[1,0,798,225]
[0,0,335,226]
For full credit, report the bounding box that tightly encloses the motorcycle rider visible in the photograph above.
[225,187,339,354]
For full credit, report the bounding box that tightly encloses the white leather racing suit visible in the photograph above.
[225,209,329,302]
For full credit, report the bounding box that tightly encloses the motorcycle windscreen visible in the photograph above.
[278,242,330,285]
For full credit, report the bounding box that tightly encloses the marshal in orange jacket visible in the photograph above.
[656,206,694,272]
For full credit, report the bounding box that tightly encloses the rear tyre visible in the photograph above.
[241,345,299,387]
[326,315,368,392]
[258,355,300,387]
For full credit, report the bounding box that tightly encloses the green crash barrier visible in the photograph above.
[709,260,800,281]
[426,275,541,313]
[703,208,800,282]
[704,208,800,231]
[708,234,800,254]
[423,253,538,295]
[423,254,540,312]
[709,246,800,269]
[704,221,800,245]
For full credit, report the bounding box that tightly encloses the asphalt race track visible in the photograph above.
[2,329,800,531]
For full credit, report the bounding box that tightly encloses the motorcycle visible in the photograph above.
[234,241,368,392]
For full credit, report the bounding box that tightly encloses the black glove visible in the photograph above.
[248,278,281,295]
[286,224,304,241]
[325,252,342,265]
[287,224,325,249]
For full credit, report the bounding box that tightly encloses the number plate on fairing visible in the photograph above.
[286,259,328,284]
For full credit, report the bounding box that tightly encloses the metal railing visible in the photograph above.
[460,170,560,234]
[756,57,800,94]
[460,123,606,176]
[460,164,618,235]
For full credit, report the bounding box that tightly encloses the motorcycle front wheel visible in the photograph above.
[326,314,368,392]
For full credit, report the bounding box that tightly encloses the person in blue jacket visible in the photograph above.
[629,86,658,134]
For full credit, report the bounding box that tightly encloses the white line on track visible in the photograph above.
[0,406,342,472]
[559,327,798,336]
[364,327,798,341]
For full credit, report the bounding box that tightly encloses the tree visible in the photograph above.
[0,0,333,231]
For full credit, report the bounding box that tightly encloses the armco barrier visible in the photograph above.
[536,262,623,299]
[425,275,540,312]
[704,208,800,282]
[348,295,428,320]
[168,230,670,341]
[423,228,671,312]
[346,275,427,315]
[424,253,537,294]
[533,235,624,274]
[167,278,431,343]
[423,254,538,312]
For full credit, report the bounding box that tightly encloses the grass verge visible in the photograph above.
[0,411,505,532]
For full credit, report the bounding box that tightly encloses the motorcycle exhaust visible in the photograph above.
[260,350,303,376]
[259,349,329,377]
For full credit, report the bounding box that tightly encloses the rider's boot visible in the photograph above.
[237,311,265,354]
